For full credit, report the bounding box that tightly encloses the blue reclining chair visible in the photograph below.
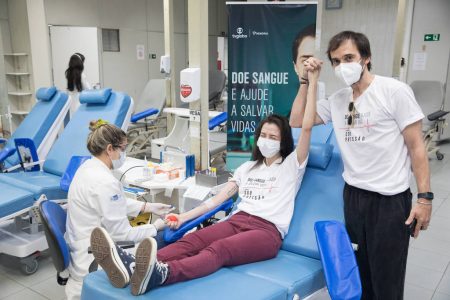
[0,87,70,172]
[0,88,133,202]
[127,79,166,157]
[0,88,134,273]
[81,123,346,300]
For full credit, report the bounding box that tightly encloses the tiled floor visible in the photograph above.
[0,251,65,300]
[1,143,450,300]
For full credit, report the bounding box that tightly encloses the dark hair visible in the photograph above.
[252,114,294,165]
[65,53,85,92]
[87,120,126,156]
[326,31,372,71]
[292,24,316,63]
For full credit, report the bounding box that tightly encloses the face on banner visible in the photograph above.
[226,3,318,170]
[294,36,315,78]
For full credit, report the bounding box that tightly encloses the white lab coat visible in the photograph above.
[64,157,156,299]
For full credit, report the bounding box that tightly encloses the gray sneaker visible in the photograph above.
[130,237,169,295]
[90,227,135,288]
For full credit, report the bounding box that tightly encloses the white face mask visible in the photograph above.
[110,150,126,169]
[257,137,280,158]
[334,60,365,86]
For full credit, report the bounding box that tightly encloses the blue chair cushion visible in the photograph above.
[282,139,345,260]
[43,91,131,176]
[79,88,112,104]
[292,123,333,146]
[230,250,325,299]
[307,143,333,170]
[40,200,70,271]
[282,149,345,260]
[81,268,287,300]
[4,90,69,167]
[0,171,67,200]
[36,86,57,101]
[0,181,34,218]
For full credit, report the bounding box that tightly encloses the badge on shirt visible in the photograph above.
[110,194,120,201]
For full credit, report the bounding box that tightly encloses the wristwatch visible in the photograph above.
[417,192,434,201]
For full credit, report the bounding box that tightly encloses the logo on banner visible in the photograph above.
[180,85,192,98]
[232,27,268,39]
[232,27,248,39]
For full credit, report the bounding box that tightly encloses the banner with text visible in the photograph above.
[226,3,317,165]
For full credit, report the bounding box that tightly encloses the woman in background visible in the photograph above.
[65,53,92,116]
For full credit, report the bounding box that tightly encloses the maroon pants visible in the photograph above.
[157,211,282,284]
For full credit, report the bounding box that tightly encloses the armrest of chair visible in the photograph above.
[314,221,362,300]
[208,112,227,130]
[0,147,16,163]
[427,110,449,121]
[0,138,7,145]
[131,108,159,123]
[163,198,234,243]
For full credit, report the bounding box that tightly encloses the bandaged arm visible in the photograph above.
[178,181,238,222]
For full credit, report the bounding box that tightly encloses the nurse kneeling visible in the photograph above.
[64,119,171,300]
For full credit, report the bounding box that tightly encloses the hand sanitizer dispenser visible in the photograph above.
[180,68,201,102]
[160,55,170,74]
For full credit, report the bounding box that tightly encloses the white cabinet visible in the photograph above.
[3,53,33,132]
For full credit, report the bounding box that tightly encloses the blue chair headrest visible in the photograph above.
[307,143,334,170]
[36,87,57,101]
[79,88,112,104]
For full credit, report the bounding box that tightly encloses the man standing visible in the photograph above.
[290,31,432,300]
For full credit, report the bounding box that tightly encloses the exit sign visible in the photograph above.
[424,34,440,41]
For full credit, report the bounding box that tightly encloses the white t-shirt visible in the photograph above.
[316,75,424,195]
[230,151,307,238]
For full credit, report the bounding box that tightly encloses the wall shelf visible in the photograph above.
[8,91,32,96]
[10,110,29,116]
[6,72,30,76]
[3,53,28,56]
[3,53,33,133]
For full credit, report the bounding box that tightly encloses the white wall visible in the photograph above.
[317,0,400,95]
[43,0,227,105]
[407,0,450,139]
[406,0,450,102]
[27,0,52,89]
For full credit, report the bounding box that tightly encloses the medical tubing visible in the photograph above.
[119,165,144,182]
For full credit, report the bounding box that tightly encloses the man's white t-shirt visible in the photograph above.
[230,151,307,238]
[316,75,424,195]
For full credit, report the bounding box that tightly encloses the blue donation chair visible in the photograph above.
[81,123,347,300]
[127,79,166,157]
[0,87,69,172]
[0,88,134,274]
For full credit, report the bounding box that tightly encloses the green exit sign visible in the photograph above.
[424,34,440,41]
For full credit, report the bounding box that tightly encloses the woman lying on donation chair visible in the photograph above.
[89,60,320,296]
